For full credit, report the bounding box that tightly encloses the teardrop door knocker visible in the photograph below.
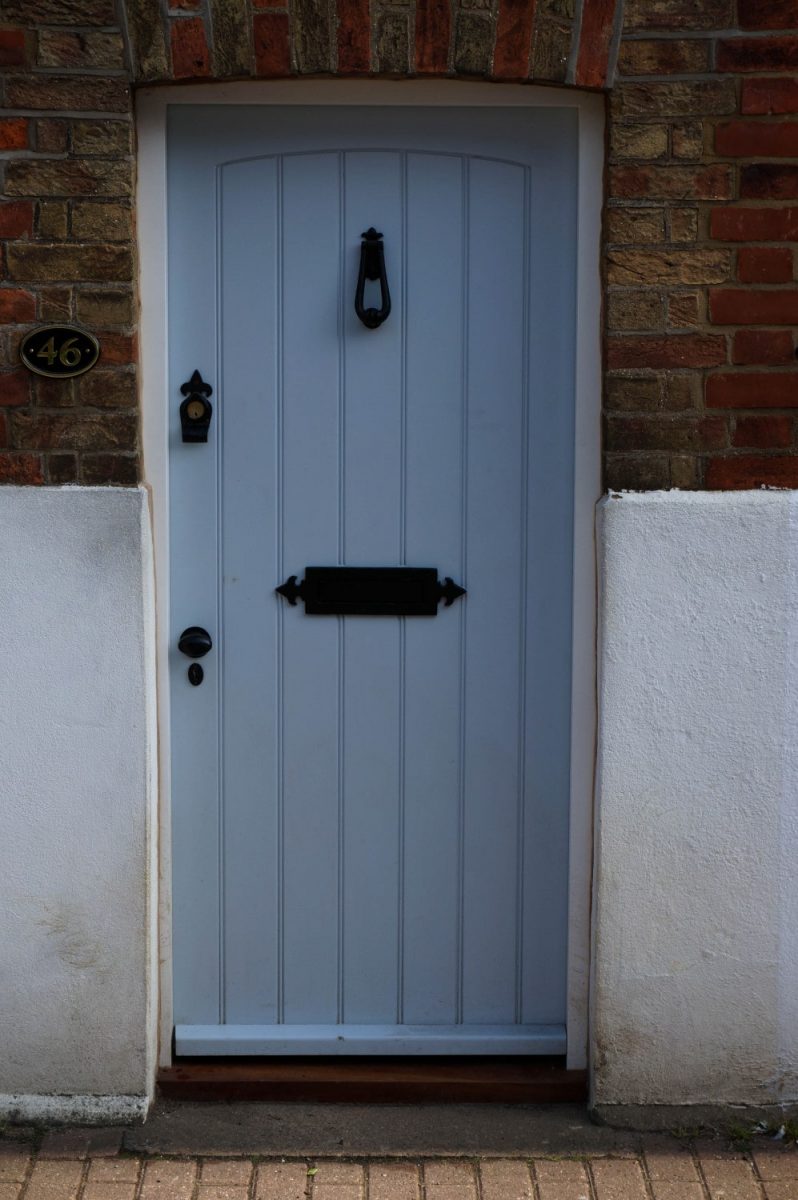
[355,228,391,329]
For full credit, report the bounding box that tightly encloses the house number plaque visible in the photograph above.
[19,325,100,379]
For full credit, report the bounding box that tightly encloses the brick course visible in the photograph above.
[1,0,797,487]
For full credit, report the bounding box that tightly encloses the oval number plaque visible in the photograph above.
[20,325,100,379]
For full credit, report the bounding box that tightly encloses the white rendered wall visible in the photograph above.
[593,490,798,1110]
[5,484,796,1119]
[0,487,157,1123]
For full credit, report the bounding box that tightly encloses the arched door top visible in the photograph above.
[121,0,622,90]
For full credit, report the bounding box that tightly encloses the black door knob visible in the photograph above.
[178,626,213,658]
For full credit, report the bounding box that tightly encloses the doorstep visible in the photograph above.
[158,1056,587,1104]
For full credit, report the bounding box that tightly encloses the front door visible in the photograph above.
[168,103,577,1055]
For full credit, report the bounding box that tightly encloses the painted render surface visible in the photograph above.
[593,491,798,1109]
[3,486,798,1114]
[0,488,156,1122]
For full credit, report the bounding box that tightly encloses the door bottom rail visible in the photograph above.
[175,1023,566,1057]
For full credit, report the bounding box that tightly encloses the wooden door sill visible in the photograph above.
[158,1056,587,1103]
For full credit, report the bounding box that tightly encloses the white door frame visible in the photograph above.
[136,79,603,1072]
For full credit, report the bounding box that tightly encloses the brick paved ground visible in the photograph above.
[2,1130,798,1200]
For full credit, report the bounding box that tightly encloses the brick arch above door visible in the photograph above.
[121,0,622,90]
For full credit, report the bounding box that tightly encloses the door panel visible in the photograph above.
[402,152,466,1025]
[219,157,280,1025]
[168,106,577,1054]
[341,152,405,1025]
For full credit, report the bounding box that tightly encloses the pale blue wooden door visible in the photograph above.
[168,105,577,1055]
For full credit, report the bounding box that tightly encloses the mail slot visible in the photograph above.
[276,567,466,616]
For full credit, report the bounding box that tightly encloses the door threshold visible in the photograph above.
[175,1023,566,1057]
[158,1056,587,1103]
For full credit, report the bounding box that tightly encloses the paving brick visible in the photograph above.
[85,1160,141,1184]
[763,1185,798,1200]
[591,1159,648,1200]
[24,1160,84,1200]
[424,1160,478,1186]
[312,1159,364,1200]
[0,1145,31,1182]
[0,1185,24,1200]
[83,1182,137,1200]
[197,1187,249,1200]
[201,1162,253,1187]
[368,1162,419,1200]
[650,1186,705,1200]
[480,1159,533,1199]
[699,1157,763,1200]
[423,1160,478,1200]
[312,1161,363,1185]
[139,1159,197,1200]
[752,1148,798,1180]
[644,1137,701,1181]
[534,1160,591,1200]
[256,1161,309,1200]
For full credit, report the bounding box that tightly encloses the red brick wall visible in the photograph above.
[0,5,135,484]
[0,0,797,489]
[606,0,798,490]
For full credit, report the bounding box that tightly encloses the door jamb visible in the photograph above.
[136,79,603,1073]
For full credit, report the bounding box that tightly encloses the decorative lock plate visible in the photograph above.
[276,567,466,616]
[180,370,213,442]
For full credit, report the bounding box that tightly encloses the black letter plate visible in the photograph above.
[305,567,440,616]
[276,567,466,614]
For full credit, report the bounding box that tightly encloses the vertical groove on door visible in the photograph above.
[215,165,226,1024]
[514,167,532,1026]
[336,152,346,1026]
[456,156,469,1028]
[337,621,346,1024]
[399,152,408,571]
[276,155,286,1026]
[396,151,409,1026]
[338,152,347,567]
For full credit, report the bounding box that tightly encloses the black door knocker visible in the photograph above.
[355,228,391,329]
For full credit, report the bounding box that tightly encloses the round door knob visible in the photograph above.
[178,626,213,658]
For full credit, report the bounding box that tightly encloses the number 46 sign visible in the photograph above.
[20,325,100,379]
